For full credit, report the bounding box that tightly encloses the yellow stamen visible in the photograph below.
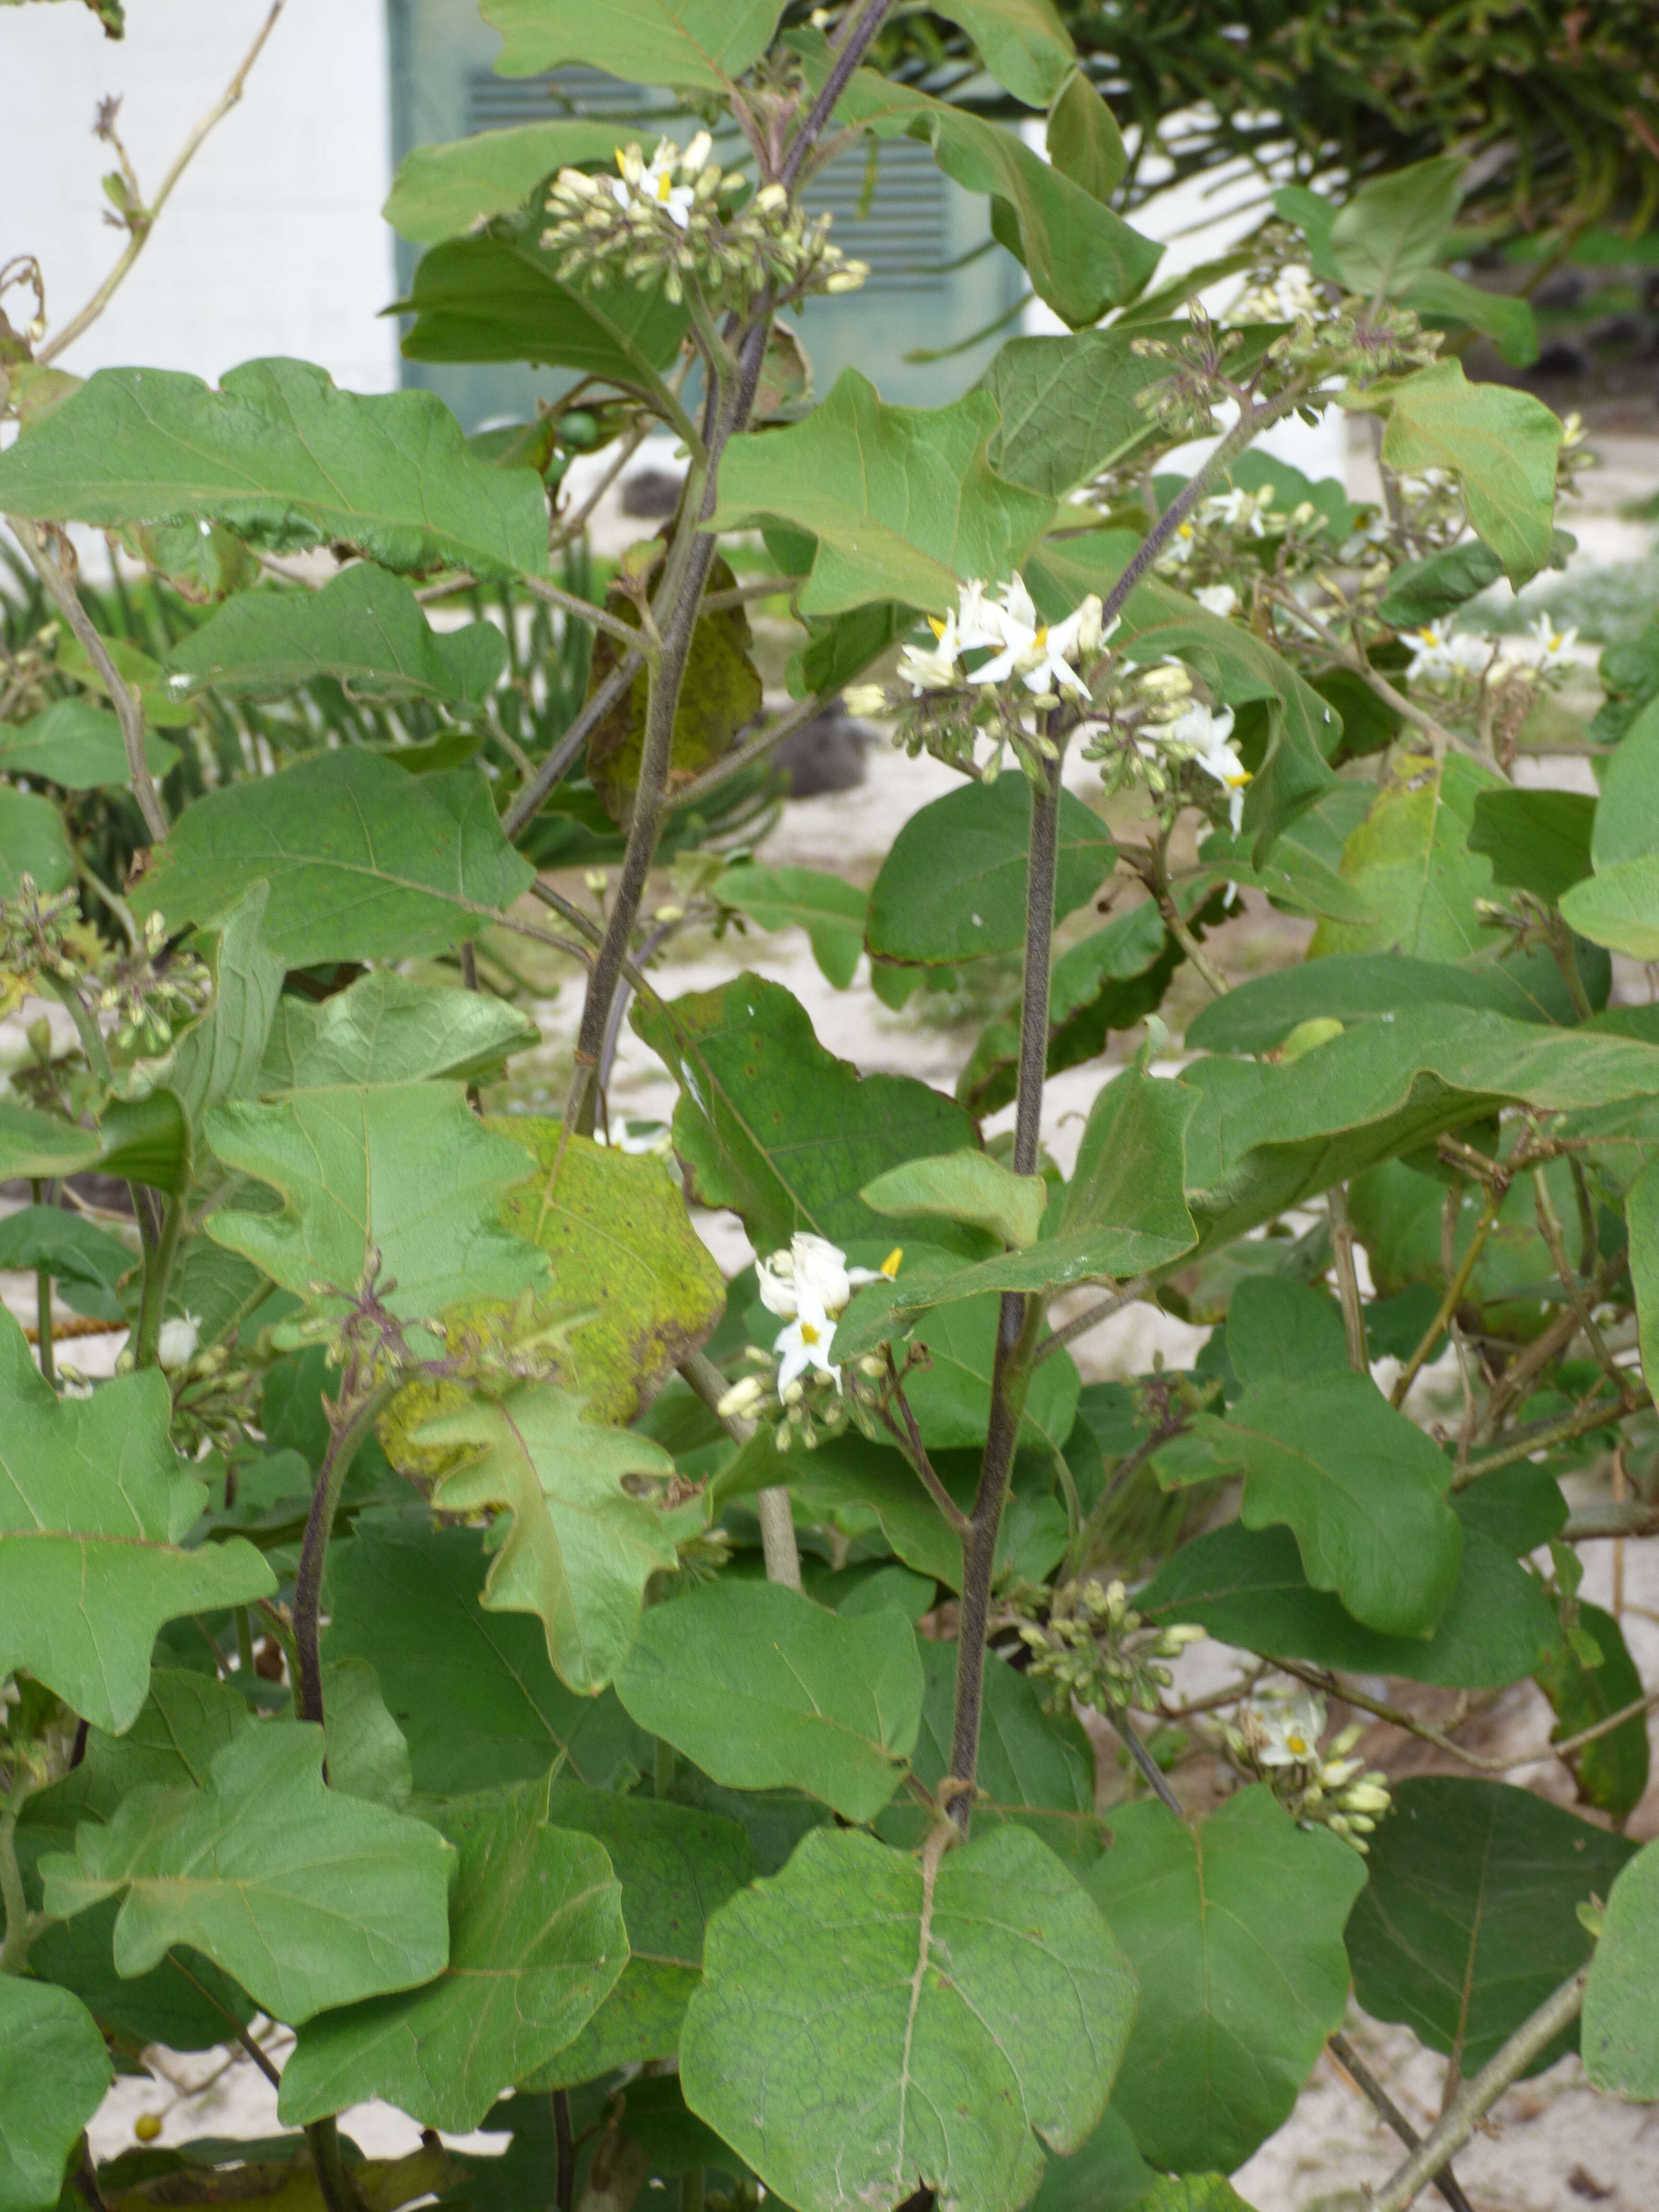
[1225,770,1253,787]
[800,1321,820,1345]
[928,616,947,639]
[880,1247,903,1278]
[1033,624,1048,648]
[657,173,673,202]
[1287,1734,1309,1755]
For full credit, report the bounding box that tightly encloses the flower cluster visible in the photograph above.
[1079,656,1254,831]
[0,877,210,1060]
[97,909,213,1059]
[542,137,866,312]
[716,1233,901,1442]
[1226,1687,1392,1851]
[1404,610,1578,685]
[1014,1576,1205,1722]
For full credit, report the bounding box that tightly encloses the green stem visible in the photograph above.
[0,1761,43,1975]
[1390,1183,1498,1407]
[235,1605,256,1683]
[30,1178,53,1389]
[133,1180,189,1371]
[305,2118,359,2212]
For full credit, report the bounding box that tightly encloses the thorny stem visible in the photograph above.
[8,517,168,841]
[1365,1969,1589,2212]
[39,3,287,366]
[678,1349,802,1589]
[293,1381,398,1731]
[1326,2034,1476,2212]
[946,752,1063,1831]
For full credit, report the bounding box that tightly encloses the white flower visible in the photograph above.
[896,608,963,694]
[757,1232,886,1322]
[842,683,890,718]
[967,575,1106,701]
[610,138,700,228]
[593,1120,673,1157]
[157,1313,202,1372]
[1148,701,1251,830]
[1273,264,1320,319]
[1205,486,1271,538]
[1249,1688,1327,1767]
[1526,612,1579,669]
[1159,521,1197,567]
[1405,619,1495,682]
[774,1290,842,1395]
[1193,584,1239,619]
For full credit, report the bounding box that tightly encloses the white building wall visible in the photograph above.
[0,0,398,396]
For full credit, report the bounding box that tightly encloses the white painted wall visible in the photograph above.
[0,0,398,395]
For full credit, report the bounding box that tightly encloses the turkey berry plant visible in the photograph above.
[1,4,1659,2212]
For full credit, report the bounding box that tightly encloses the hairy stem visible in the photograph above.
[781,0,899,189]
[293,1382,397,1731]
[9,516,168,841]
[1366,1968,1588,2212]
[133,1182,188,1372]
[947,754,1063,1829]
[501,648,645,840]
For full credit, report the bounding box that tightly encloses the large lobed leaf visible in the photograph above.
[0,357,551,578]
[0,1981,111,2212]
[711,372,1055,617]
[682,1823,1137,2212]
[278,1775,628,2132]
[142,749,534,968]
[483,0,785,86]
[0,1314,274,1734]
[39,1723,454,2026]
[1087,1787,1366,2174]
[614,1580,924,1823]
[205,1080,550,1323]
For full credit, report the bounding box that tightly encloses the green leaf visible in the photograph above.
[0,1981,111,2212]
[1271,183,1341,282]
[1309,752,1503,962]
[633,974,977,1256]
[1137,1506,1564,1690]
[418,1383,679,1694]
[1537,1599,1651,1819]
[0,1313,274,1732]
[1364,361,1564,585]
[0,1204,132,1318]
[1226,1273,1347,1385]
[0,1100,100,1182]
[400,226,689,395]
[613,1580,924,1822]
[877,1640,1106,1868]
[711,372,1054,617]
[1582,1838,1659,2098]
[278,1775,627,2132]
[1135,2183,1257,2212]
[1043,69,1127,202]
[885,1285,1082,1454]
[1181,1006,1659,1252]
[325,1518,650,1795]
[0,358,551,578]
[55,628,197,728]
[930,0,1076,106]
[483,0,785,86]
[0,695,179,789]
[980,329,1162,497]
[1184,949,1576,1054]
[865,1066,1195,1326]
[1399,268,1539,367]
[1345,1777,1634,2080]
[682,1824,1136,2212]
[1087,1787,1366,2173]
[204,1081,550,1323]
[142,749,534,967]
[713,864,868,991]
[490,1121,726,1422]
[867,776,1115,967]
[0,786,73,898]
[1561,854,1659,959]
[1629,1158,1659,1398]
[819,61,1160,327]
[1467,788,1594,903]
[40,1722,454,2025]
[1327,155,1464,296]
[384,121,634,241]
[163,566,507,707]
[1164,1373,1461,1637]
[1378,539,1508,628]
[323,1659,415,1808]
[862,1148,1047,1249]
[1026,2108,1155,2212]
[523,1781,758,2084]
[158,882,288,1142]
[261,971,537,1093]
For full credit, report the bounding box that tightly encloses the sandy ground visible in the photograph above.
[11,426,1659,2206]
